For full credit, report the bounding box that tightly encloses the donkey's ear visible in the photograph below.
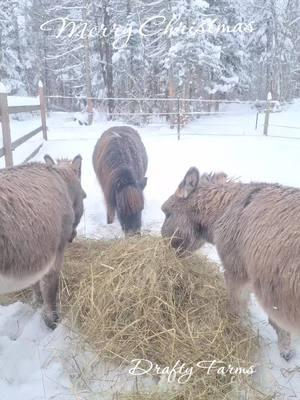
[176,167,199,199]
[72,154,82,179]
[139,177,147,190]
[44,154,55,166]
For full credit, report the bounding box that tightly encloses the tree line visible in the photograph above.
[0,0,299,111]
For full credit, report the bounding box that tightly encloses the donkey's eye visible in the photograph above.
[165,212,171,219]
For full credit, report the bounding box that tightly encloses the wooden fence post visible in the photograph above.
[87,97,93,125]
[39,81,47,140]
[0,85,13,167]
[255,112,259,130]
[263,92,272,136]
[177,97,181,140]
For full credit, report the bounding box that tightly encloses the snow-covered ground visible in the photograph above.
[1,100,300,399]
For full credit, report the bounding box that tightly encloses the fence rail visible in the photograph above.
[45,94,279,104]
[11,126,43,151]
[8,105,41,114]
[0,83,47,167]
[269,124,300,130]
[46,94,277,139]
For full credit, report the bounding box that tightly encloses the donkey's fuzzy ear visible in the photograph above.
[213,172,228,185]
[199,171,228,185]
[72,154,82,179]
[176,167,200,199]
[44,154,55,166]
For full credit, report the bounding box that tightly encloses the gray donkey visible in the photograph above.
[161,167,300,361]
[0,154,86,329]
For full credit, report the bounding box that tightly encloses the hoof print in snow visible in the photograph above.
[280,349,296,362]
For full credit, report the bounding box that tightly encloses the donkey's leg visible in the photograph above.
[107,203,115,224]
[268,318,294,361]
[32,282,43,307]
[224,271,250,317]
[40,269,59,329]
[40,251,64,330]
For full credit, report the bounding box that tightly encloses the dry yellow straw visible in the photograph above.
[58,236,265,400]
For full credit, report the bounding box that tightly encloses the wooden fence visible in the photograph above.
[46,93,277,140]
[0,82,47,167]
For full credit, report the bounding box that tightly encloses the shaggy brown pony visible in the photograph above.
[0,155,86,329]
[93,126,148,236]
[161,167,300,361]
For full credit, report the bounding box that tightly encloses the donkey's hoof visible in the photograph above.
[280,349,295,361]
[42,311,59,330]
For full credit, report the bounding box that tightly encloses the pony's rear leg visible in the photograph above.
[40,251,64,330]
[268,318,294,361]
[224,271,250,317]
[107,204,115,224]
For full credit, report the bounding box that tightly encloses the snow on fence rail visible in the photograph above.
[0,82,47,167]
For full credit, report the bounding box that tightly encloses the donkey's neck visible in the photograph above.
[194,183,241,244]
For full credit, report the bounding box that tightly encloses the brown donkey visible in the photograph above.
[93,126,148,236]
[161,167,300,361]
[0,155,86,329]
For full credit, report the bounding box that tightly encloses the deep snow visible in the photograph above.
[1,101,300,399]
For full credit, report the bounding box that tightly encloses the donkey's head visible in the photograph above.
[161,167,228,254]
[44,154,87,241]
[113,168,147,237]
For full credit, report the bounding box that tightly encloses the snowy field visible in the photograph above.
[1,100,300,399]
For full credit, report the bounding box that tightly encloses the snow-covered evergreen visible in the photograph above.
[0,0,299,103]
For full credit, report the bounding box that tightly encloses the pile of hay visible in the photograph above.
[60,236,263,400]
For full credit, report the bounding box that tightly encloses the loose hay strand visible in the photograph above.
[60,236,264,399]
